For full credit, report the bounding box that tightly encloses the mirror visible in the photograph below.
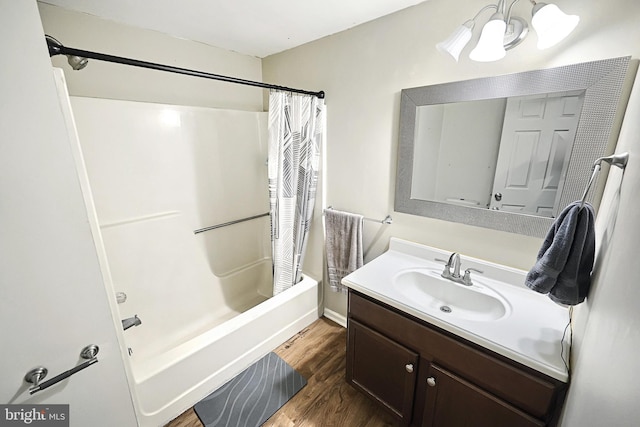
[395,56,632,238]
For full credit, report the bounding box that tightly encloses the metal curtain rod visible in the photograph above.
[45,36,325,99]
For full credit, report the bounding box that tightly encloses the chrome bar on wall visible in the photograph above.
[194,212,270,234]
[325,206,393,225]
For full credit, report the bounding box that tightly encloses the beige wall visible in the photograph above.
[262,0,640,316]
[38,2,264,111]
[559,64,640,427]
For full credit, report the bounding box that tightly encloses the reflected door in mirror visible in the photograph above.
[490,91,585,217]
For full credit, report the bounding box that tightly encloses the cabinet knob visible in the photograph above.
[405,364,414,373]
[427,377,436,387]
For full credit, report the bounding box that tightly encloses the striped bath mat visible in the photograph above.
[194,352,306,427]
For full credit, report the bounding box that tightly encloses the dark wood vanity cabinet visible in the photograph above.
[347,319,418,423]
[421,364,544,427]
[346,290,567,427]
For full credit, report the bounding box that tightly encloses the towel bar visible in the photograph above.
[324,206,393,224]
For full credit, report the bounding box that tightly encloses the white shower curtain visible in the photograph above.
[268,90,325,295]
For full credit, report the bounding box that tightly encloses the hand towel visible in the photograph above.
[525,201,596,305]
[325,209,364,293]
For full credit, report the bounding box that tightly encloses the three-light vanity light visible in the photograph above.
[436,0,579,62]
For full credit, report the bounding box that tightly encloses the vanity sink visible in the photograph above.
[342,237,570,382]
[393,269,509,321]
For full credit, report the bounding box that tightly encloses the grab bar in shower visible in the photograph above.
[194,212,270,234]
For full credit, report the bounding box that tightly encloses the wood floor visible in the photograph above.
[166,317,398,427]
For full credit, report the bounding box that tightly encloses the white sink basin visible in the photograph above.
[342,238,570,381]
[392,269,509,321]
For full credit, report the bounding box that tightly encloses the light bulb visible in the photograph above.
[532,3,579,49]
[436,21,474,62]
[470,15,507,62]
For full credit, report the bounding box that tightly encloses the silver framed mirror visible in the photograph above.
[395,56,633,238]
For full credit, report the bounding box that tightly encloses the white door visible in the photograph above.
[490,91,585,217]
[0,2,137,426]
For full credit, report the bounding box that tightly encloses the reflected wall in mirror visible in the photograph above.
[396,56,633,238]
[411,90,585,218]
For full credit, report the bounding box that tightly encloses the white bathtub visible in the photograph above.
[132,274,318,427]
[98,214,319,426]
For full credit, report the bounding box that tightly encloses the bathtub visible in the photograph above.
[132,275,318,427]
[98,213,319,426]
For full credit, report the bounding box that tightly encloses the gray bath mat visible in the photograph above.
[194,352,306,427]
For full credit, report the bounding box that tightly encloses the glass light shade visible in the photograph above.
[469,17,507,62]
[436,21,474,62]
[532,3,579,49]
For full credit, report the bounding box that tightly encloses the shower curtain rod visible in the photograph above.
[45,35,325,99]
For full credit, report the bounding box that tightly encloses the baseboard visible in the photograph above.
[323,308,347,328]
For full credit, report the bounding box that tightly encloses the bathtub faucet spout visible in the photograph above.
[122,315,142,331]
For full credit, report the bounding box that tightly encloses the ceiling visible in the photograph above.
[41,0,430,58]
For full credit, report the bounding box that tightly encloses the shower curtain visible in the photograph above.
[268,90,325,295]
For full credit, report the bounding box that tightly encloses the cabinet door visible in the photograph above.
[347,319,418,424]
[422,365,545,427]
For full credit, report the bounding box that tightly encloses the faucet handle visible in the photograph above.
[435,257,453,278]
[462,268,483,286]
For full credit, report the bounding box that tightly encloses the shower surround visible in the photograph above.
[68,96,319,426]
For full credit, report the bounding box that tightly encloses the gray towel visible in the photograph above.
[525,201,595,305]
[325,209,364,293]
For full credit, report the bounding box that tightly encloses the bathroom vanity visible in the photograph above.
[343,238,569,426]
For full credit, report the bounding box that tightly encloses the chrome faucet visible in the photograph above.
[437,252,483,286]
[122,315,142,331]
[450,253,462,279]
[440,252,462,280]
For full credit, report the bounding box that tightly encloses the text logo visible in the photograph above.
[0,405,69,426]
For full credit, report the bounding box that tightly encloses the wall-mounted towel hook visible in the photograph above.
[594,152,629,169]
[579,152,629,209]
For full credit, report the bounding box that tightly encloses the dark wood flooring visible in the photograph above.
[166,317,398,427]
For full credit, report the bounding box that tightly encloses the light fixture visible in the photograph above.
[437,0,579,62]
[531,3,580,49]
[469,13,508,62]
[436,20,474,62]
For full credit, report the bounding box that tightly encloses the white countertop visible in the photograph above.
[342,238,570,382]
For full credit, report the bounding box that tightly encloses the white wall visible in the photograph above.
[37,2,264,111]
[263,0,640,423]
[559,64,640,427]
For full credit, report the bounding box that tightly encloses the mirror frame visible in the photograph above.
[395,56,632,238]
